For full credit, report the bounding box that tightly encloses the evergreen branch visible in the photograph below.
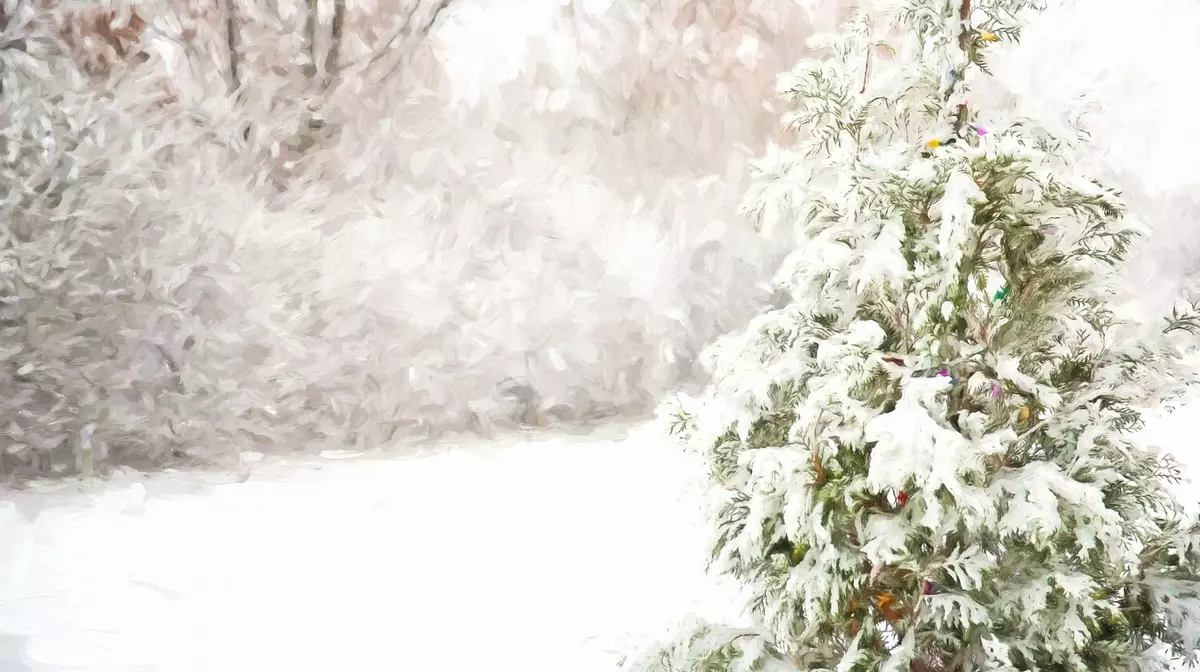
[1164,300,1200,335]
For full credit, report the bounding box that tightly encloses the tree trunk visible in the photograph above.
[221,0,240,93]
[302,0,318,85]
[323,0,344,90]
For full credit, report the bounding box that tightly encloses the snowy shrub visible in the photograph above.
[1,0,831,479]
[0,0,225,476]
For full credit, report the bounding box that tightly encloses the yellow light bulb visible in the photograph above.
[790,543,809,564]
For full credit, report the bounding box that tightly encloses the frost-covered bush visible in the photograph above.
[0,0,235,476]
[1,0,830,478]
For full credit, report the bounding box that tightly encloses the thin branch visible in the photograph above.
[860,45,871,94]
[954,0,971,132]
[1016,416,1049,442]
[322,0,345,90]
[220,0,240,93]
[372,0,453,84]
[350,0,453,77]
[302,0,318,84]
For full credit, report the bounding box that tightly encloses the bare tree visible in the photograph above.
[358,0,453,85]
[287,0,455,158]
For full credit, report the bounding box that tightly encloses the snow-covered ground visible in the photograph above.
[0,422,748,672]
[1,410,1198,672]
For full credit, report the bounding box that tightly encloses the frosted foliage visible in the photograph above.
[654,0,1200,669]
[979,0,1200,323]
[0,0,821,477]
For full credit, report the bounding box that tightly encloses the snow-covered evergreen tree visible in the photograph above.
[628,0,1200,670]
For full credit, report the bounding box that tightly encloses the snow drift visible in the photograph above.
[0,423,742,672]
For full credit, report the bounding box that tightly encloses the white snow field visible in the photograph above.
[0,411,1197,672]
[0,422,748,672]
